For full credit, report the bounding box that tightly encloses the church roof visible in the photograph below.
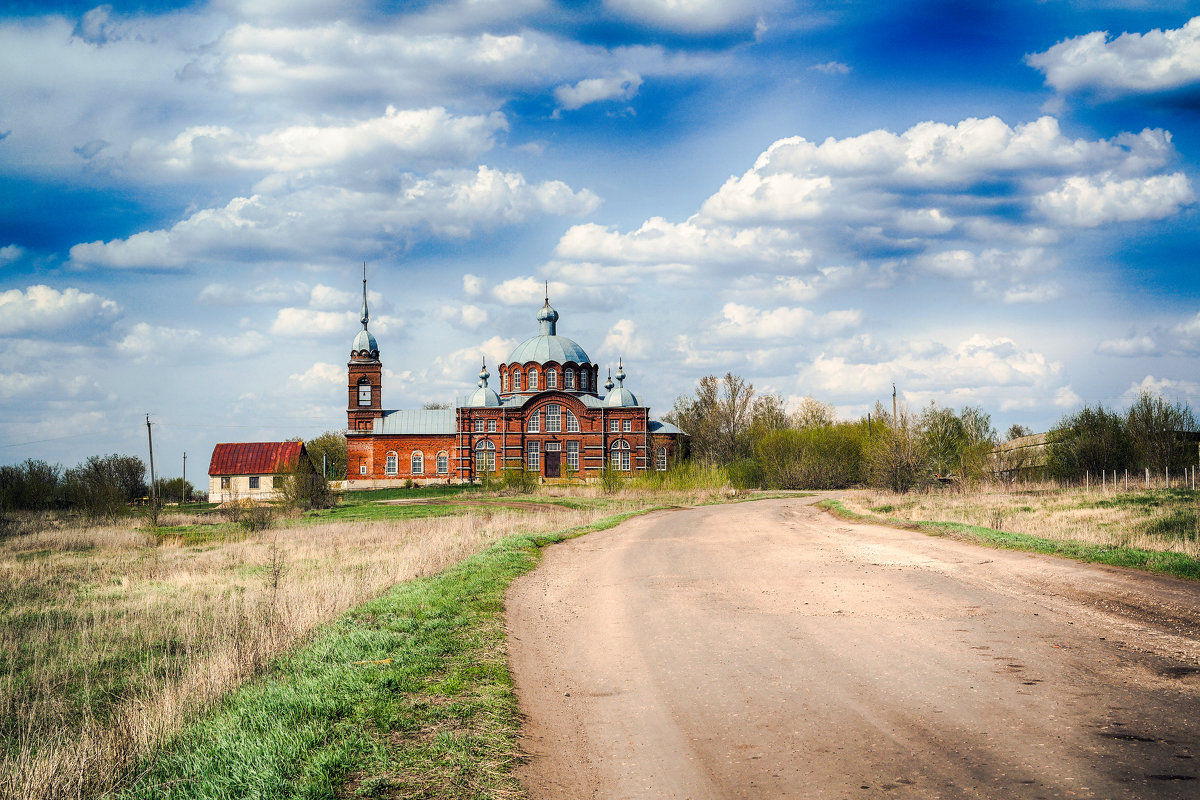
[375,408,456,435]
[649,420,685,436]
[209,441,304,476]
[507,334,591,366]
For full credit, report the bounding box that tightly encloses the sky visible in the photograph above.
[3,0,1200,477]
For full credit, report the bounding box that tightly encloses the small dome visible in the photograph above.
[352,328,379,358]
[604,386,640,407]
[537,300,560,326]
[464,358,500,407]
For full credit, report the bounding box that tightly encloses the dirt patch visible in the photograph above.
[378,498,569,512]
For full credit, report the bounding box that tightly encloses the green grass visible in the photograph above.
[116,507,662,800]
[818,498,1200,582]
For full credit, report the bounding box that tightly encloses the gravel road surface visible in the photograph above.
[506,496,1200,799]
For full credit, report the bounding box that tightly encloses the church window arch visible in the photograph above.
[566,410,579,432]
[358,378,372,406]
[475,440,495,473]
[656,446,668,471]
[411,451,424,474]
[564,369,575,389]
[545,403,562,433]
[513,370,522,391]
[547,369,557,389]
[385,451,398,476]
[527,411,540,433]
[580,370,589,391]
[529,369,539,390]
[610,439,630,471]
[436,451,449,474]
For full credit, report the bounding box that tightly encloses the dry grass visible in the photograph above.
[0,496,660,800]
[843,483,1200,558]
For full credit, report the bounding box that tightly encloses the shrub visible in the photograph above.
[501,467,537,494]
[725,458,763,490]
[238,503,275,533]
[599,465,622,494]
[276,468,336,510]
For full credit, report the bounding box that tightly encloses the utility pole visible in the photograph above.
[892,384,898,428]
[182,452,187,504]
[146,414,157,504]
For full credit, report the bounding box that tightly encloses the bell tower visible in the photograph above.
[347,264,383,433]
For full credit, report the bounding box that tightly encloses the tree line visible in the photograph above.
[0,454,158,521]
[665,374,1198,491]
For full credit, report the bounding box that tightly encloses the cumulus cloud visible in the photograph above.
[1027,17,1200,96]
[601,318,646,359]
[604,0,776,34]
[129,106,507,175]
[115,321,202,360]
[438,303,489,330]
[68,167,600,270]
[0,244,25,267]
[555,70,642,110]
[287,362,344,392]
[714,302,861,341]
[0,371,100,400]
[1096,334,1159,357]
[802,334,1075,412]
[0,285,121,335]
[269,308,359,338]
[551,115,1191,295]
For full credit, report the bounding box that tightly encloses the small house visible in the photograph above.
[208,441,306,503]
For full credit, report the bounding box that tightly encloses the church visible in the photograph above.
[344,277,686,486]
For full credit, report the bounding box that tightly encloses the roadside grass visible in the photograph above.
[0,476,736,800]
[115,508,653,800]
[821,485,1200,581]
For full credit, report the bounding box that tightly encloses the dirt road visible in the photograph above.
[506,497,1200,799]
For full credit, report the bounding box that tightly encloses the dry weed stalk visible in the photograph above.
[0,501,644,800]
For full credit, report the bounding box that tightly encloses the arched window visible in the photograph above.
[610,439,630,471]
[513,370,522,391]
[501,371,507,392]
[527,411,540,433]
[411,451,424,474]
[475,440,495,473]
[436,451,449,474]
[566,411,579,432]
[564,369,575,389]
[385,451,398,475]
[545,403,561,433]
[358,379,372,407]
[656,446,668,471]
[547,369,557,389]
[580,370,588,391]
[529,369,539,390]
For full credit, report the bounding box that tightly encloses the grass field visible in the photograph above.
[829,484,1200,580]
[0,479,737,800]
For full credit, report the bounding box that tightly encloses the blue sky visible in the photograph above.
[3,0,1200,474]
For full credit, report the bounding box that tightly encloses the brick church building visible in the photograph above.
[345,278,685,486]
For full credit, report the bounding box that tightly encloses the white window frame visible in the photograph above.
[527,412,541,433]
[437,451,449,474]
[581,371,588,391]
[358,380,371,406]
[545,403,561,433]
[527,440,541,471]
[475,441,495,473]
[487,419,497,433]
[610,419,619,432]
[547,369,557,389]
[566,411,579,433]
[529,369,539,390]
[474,419,484,433]
[610,440,630,471]
[656,446,667,471]
[623,419,631,433]
[385,452,398,475]
[514,371,522,391]
[566,441,579,471]
[565,370,575,389]
[411,451,424,475]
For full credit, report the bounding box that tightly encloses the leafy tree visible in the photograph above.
[154,477,196,504]
[792,396,837,430]
[305,430,347,481]
[665,372,758,464]
[0,459,61,511]
[1045,405,1132,479]
[1006,423,1033,441]
[63,454,147,521]
[866,408,928,492]
[1125,391,1197,472]
[755,423,867,489]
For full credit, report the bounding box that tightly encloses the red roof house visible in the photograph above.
[207,441,306,502]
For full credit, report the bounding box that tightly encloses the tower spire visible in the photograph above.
[360,262,369,330]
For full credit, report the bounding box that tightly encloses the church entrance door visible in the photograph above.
[544,451,561,478]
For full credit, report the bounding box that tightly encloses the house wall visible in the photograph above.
[208,474,285,504]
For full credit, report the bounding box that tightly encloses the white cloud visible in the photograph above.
[129,106,507,174]
[438,303,488,330]
[287,362,344,392]
[1173,310,1200,338]
[68,167,601,270]
[115,321,202,360]
[1027,17,1200,96]
[462,274,485,298]
[199,280,310,305]
[1000,282,1063,304]
[0,371,100,400]
[554,71,642,110]
[810,61,850,75]
[1096,334,1159,357]
[215,330,270,357]
[714,302,861,341]
[269,308,359,338]
[0,244,25,267]
[604,0,776,34]
[309,284,355,310]
[0,285,121,335]
[601,318,646,358]
[1035,172,1193,227]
